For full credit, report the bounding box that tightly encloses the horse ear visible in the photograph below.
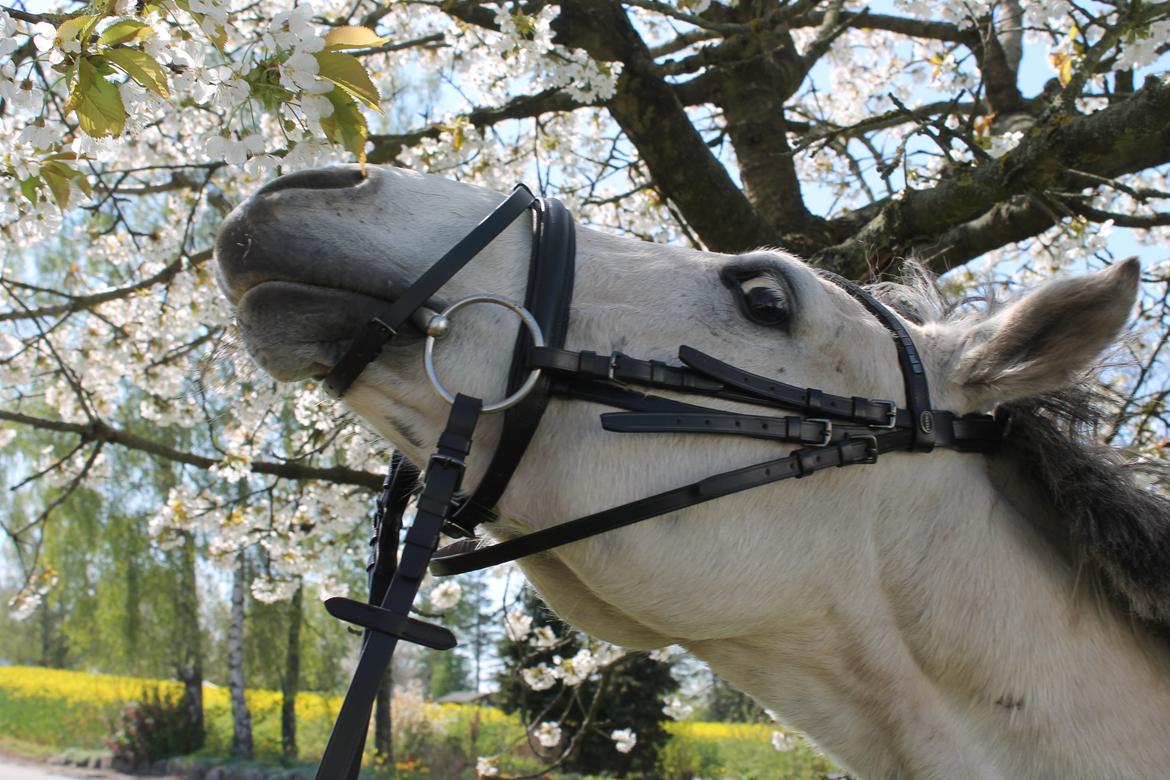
[955,258,1139,403]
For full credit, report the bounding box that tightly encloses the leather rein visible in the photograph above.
[311,185,1005,779]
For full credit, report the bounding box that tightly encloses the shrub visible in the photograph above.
[107,687,203,767]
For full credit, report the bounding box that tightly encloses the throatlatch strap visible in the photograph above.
[323,185,538,398]
[819,271,936,451]
[315,395,481,780]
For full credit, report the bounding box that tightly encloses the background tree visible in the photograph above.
[496,590,679,776]
[227,551,253,759]
[701,676,769,724]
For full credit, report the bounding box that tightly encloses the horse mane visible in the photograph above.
[869,264,1170,627]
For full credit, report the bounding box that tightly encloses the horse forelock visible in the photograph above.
[866,263,1170,631]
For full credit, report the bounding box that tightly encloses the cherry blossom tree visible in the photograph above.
[2,0,1169,772]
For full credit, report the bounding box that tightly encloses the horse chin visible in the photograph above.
[234,280,420,382]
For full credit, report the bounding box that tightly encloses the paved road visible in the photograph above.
[0,757,148,780]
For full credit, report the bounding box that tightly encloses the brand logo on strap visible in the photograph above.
[919,411,935,434]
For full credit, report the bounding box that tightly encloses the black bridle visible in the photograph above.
[312,186,1004,779]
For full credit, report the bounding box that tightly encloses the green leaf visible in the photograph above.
[102,48,170,98]
[43,159,94,199]
[320,88,368,165]
[42,159,90,185]
[40,166,73,210]
[19,176,40,205]
[57,14,96,46]
[313,51,381,112]
[78,0,112,50]
[99,19,152,46]
[71,57,126,137]
[323,25,388,50]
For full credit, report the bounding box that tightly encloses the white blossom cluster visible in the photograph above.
[520,646,598,689]
[429,579,462,610]
[534,720,562,748]
[514,617,629,694]
[610,727,637,753]
[475,755,498,777]
[662,695,694,720]
[473,5,622,104]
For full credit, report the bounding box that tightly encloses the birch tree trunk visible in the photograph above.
[228,552,253,759]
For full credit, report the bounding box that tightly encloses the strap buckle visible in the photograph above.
[850,434,880,464]
[428,453,466,471]
[807,418,832,446]
[870,400,897,429]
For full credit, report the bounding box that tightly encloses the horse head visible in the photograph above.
[215,164,1170,779]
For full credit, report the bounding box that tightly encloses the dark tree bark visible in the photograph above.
[175,532,205,747]
[374,670,393,765]
[281,581,303,762]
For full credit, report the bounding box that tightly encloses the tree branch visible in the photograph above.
[705,3,822,242]
[795,8,969,42]
[368,89,590,164]
[553,0,774,252]
[1063,199,1170,228]
[0,409,383,489]
[0,249,213,322]
[969,12,1026,115]
[814,77,1170,277]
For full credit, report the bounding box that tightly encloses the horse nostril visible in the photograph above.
[257,166,366,196]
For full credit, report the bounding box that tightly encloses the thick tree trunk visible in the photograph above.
[176,533,205,746]
[374,670,393,765]
[228,552,253,759]
[281,580,303,762]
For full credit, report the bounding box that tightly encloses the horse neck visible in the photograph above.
[693,452,1170,779]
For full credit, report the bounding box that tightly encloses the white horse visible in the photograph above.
[215,165,1170,779]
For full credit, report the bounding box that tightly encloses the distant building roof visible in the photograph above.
[434,690,493,704]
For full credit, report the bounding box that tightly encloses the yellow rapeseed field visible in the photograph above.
[0,665,835,778]
[666,720,776,742]
[0,664,178,708]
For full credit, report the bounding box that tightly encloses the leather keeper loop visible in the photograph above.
[805,388,824,413]
[578,350,611,378]
[795,448,823,477]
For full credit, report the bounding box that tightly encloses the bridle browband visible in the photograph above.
[313,186,1005,779]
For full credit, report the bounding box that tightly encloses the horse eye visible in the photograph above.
[742,282,788,326]
[727,273,790,328]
